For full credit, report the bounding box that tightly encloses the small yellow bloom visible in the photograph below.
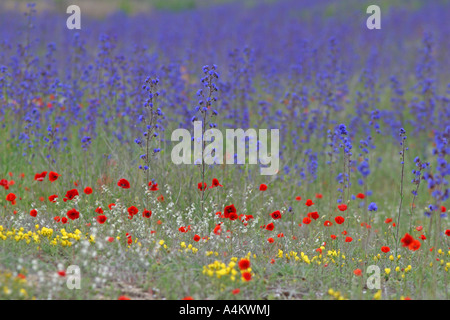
[373,290,382,300]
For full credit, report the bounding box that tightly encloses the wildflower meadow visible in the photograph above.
[0,0,449,303]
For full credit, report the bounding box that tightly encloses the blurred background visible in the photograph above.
[1,0,446,17]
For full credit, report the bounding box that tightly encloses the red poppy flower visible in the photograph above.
[295,196,302,201]
[128,206,139,216]
[342,230,348,235]
[335,216,345,224]
[61,217,68,224]
[315,193,323,199]
[30,209,37,217]
[330,235,337,240]
[305,199,314,206]
[67,208,80,220]
[337,204,347,211]
[232,289,240,295]
[267,237,274,243]
[118,296,131,300]
[441,206,446,213]
[259,184,267,191]
[224,204,237,219]
[65,189,79,200]
[265,222,275,231]
[193,234,201,242]
[242,272,252,281]
[353,269,362,276]
[408,240,421,251]
[57,271,66,277]
[419,234,426,240]
[96,215,107,224]
[142,209,152,218]
[307,211,319,220]
[54,216,61,222]
[401,233,414,247]
[197,182,207,191]
[324,220,332,227]
[84,187,93,195]
[108,203,116,210]
[356,193,365,199]
[345,236,353,242]
[157,195,164,202]
[95,207,103,214]
[385,218,392,224]
[149,182,159,191]
[213,224,222,235]
[182,296,193,300]
[6,193,16,202]
[229,212,238,221]
[0,179,8,190]
[277,233,284,238]
[108,237,114,242]
[117,178,130,189]
[48,171,60,182]
[302,217,311,225]
[34,171,47,181]
[445,230,450,237]
[210,178,223,188]
[270,210,282,220]
[48,195,58,203]
[238,258,250,270]
[381,246,390,253]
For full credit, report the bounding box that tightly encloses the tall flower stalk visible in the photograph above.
[136,77,164,184]
[395,128,407,255]
[193,65,219,214]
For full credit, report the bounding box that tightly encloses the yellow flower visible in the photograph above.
[373,290,382,300]
[277,249,283,258]
[385,268,391,275]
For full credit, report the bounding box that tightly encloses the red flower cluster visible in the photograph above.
[401,233,421,251]
[34,171,47,181]
[64,189,79,201]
